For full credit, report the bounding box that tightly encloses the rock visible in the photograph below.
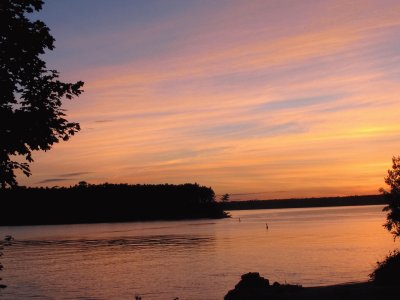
[272,281,280,287]
[225,272,270,300]
[236,272,270,290]
[225,272,302,300]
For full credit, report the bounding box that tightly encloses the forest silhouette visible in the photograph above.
[222,194,386,210]
[0,182,228,225]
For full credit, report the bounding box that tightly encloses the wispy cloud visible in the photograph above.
[58,172,92,178]
[37,178,74,184]
[20,0,400,199]
[94,120,114,123]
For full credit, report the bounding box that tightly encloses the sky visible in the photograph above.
[18,0,400,200]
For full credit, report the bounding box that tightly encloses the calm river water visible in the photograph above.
[0,205,396,299]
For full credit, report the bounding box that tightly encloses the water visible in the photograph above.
[0,205,396,299]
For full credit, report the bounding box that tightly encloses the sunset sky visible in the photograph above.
[20,0,400,200]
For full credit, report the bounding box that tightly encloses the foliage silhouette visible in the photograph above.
[0,183,228,225]
[381,156,400,239]
[370,250,400,285]
[369,156,400,286]
[0,0,84,188]
[220,193,230,202]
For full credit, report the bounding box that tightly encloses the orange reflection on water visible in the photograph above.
[0,205,395,299]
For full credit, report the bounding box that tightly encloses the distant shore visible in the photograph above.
[0,183,228,226]
[0,188,387,226]
[222,194,386,211]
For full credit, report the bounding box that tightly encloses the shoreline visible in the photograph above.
[0,214,229,227]
[283,281,398,300]
[225,274,399,300]
[1,200,384,227]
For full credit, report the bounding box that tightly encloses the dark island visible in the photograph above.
[0,182,228,225]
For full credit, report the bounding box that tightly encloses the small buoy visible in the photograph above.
[4,235,14,242]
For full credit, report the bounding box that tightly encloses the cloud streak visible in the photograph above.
[58,172,92,178]
[19,0,400,199]
[37,178,74,184]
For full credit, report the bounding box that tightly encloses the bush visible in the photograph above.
[370,250,400,285]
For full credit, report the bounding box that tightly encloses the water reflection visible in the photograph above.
[9,235,214,250]
[0,205,396,300]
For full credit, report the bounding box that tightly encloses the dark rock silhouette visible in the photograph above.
[235,272,270,290]
[225,272,400,300]
[224,272,302,300]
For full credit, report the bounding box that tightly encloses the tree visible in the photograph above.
[0,0,84,188]
[221,193,230,202]
[368,156,400,285]
[381,156,400,239]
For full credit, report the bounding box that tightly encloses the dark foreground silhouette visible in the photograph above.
[0,183,228,225]
[225,273,399,300]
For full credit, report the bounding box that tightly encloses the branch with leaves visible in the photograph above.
[381,156,400,239]
[0,0,84,188]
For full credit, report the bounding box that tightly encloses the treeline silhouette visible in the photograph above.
[0,182,228,225]
[221,195,386,210]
